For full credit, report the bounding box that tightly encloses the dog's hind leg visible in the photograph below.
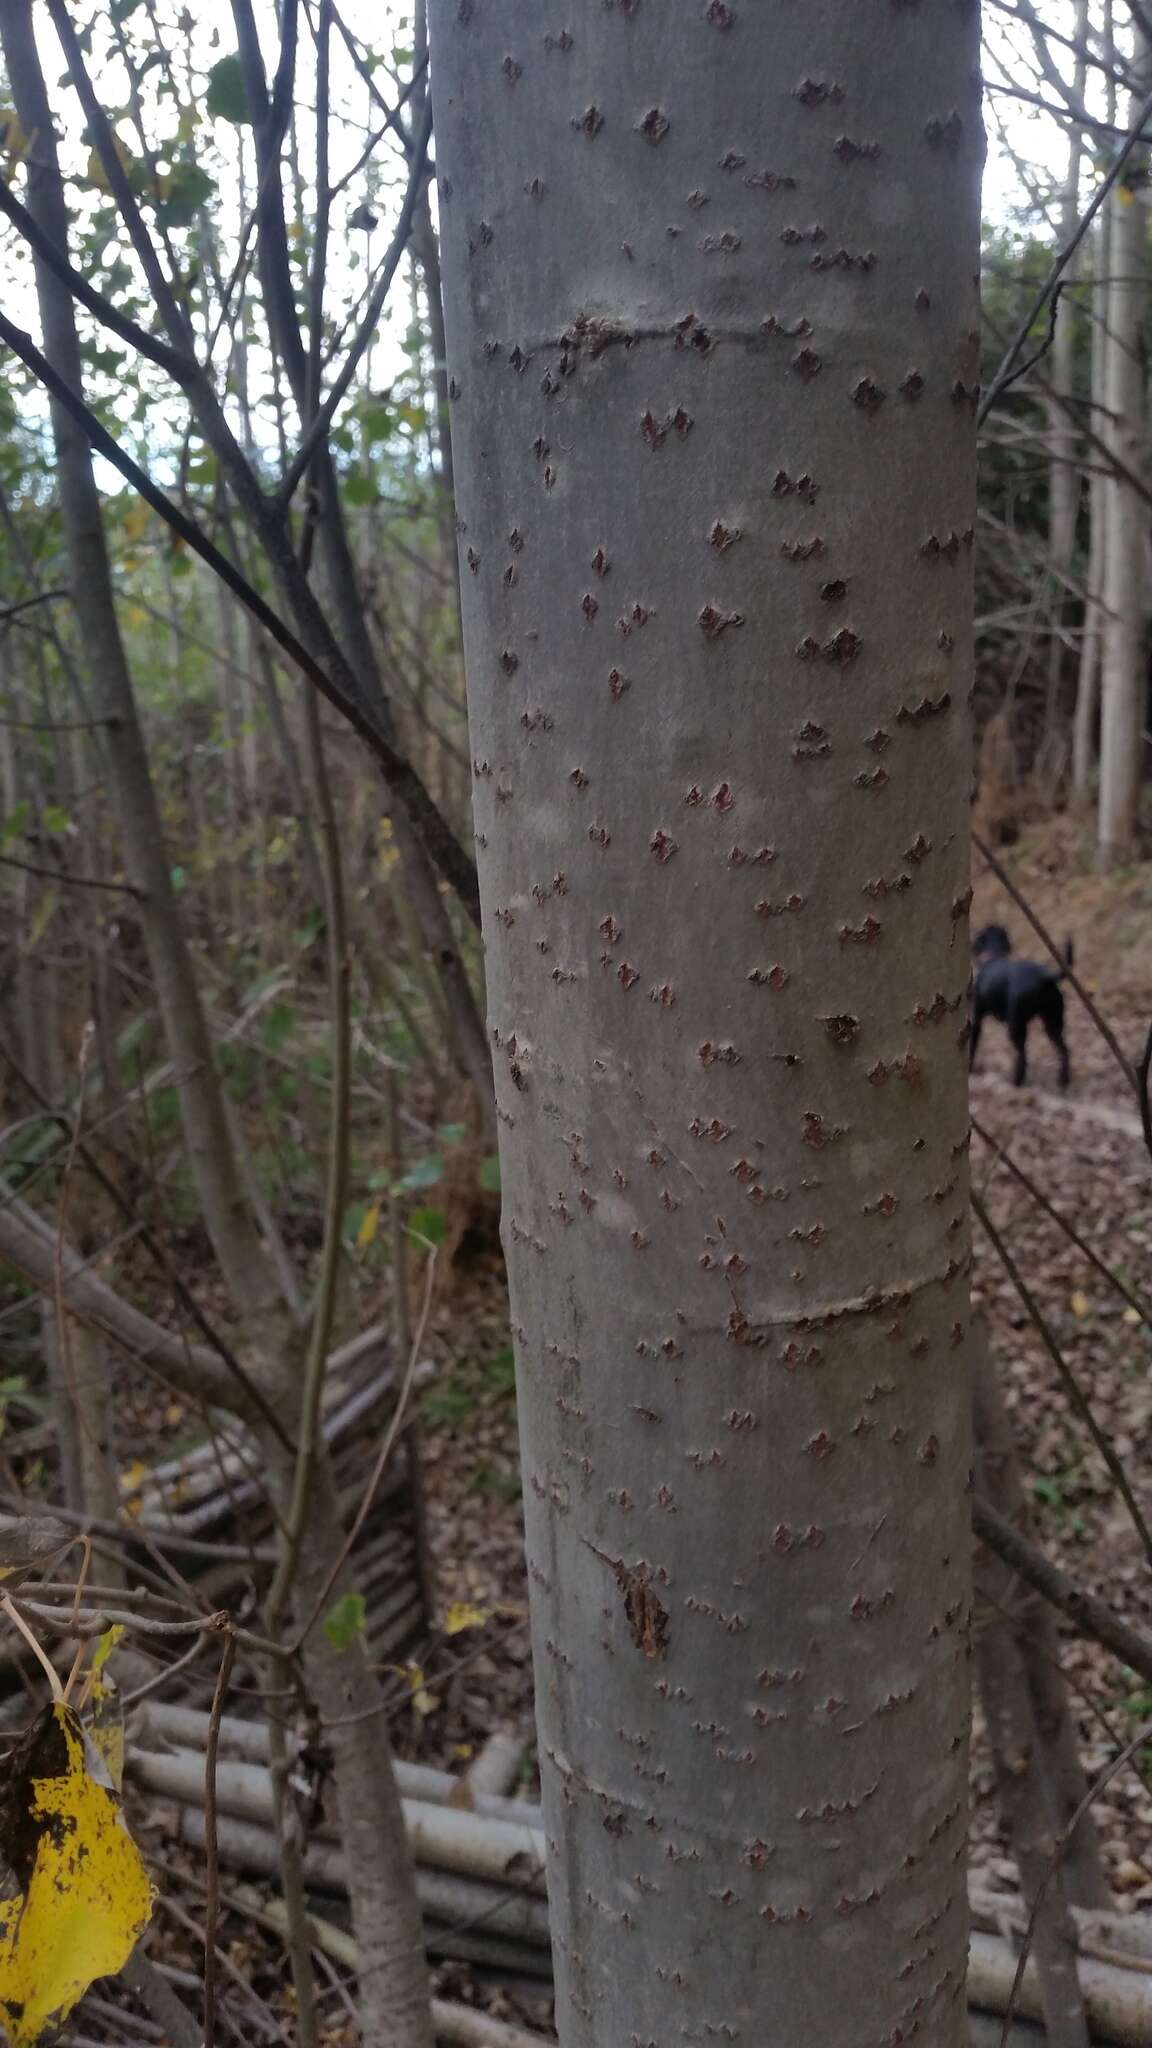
[1042,1011,1071,1089]
[1009,1014,1029,1087]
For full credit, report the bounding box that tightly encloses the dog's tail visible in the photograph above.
[1054,935,1074,980]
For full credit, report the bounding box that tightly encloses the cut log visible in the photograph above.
[169,1790,1152,2039]
[459,1732,526,1804]
[174,1807,553,1948]
[134,1702,541,1826]
[231,1887,552,2048]
[968,1930,1152,2048]
[133,1746,546,1890]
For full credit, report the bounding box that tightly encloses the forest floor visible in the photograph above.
[965,824,1152,1905]
[5,820,1152,2042]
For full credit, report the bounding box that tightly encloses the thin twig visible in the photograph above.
[975,1494,1152,1684]
[280,104,433,501]
[121,1636,208,1708]
[204,1632,237,2048]
[0,1592,63,1698]
[292,1249,436,1653]
[971,1190,1152,1564]
[0,850,141,895]
[17,1597,286,1657]
[980,78,1152,424]
[971,1114,1151,1325]
[999,1713,1152,2046]
[0,589,68,624]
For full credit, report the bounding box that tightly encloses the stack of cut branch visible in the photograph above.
[123,1331,432,1663]
[133,1707,1152,2044]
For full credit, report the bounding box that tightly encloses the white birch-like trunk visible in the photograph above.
[1043,0,1088,772]
[428,5,981,2040]
[1098,45,1149,867]
[1047,0,1088,584]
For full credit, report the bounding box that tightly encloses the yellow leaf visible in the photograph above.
[357,1202,381,1249]
[0,105,30,157]
[452,1742,474,1760]
[90,1625,124,1678]
[412,1688,439,1717]
[444,1600,488,1636]
[1070,1290,1091,1318]
[0,1703,153,2046]
[85,134,133,193]
[1123,1306,1143,1326]
[1118,185,1135,207]
[121,499,150,545]
[118,1460,149,1520]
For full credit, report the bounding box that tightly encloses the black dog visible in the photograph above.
[970,924,1072,1089]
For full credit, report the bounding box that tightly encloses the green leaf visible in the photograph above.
[436,1122,467,1146]
[206,54,251,124]
[358,403,395,444]
[41,806,71,834]
[344,472,376,507]
[408,1205,447,1248]
[261,1002,297,1053]
[479,1154,501,1193]
[1,802,30,845]
[324,1592,366,1654]
[397,1153,443,1193]
[155,161,215,228]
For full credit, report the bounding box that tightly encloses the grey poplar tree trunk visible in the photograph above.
[1098,40,1150,868]
[1073,1,1115,811]
[1042,0,1088,770]
[428,7,981,2042]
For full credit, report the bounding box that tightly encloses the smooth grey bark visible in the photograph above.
[429,7,981,2043]
[1098,39,1149,868]
[1043,0,1089,770]
[1074,5,1115,811]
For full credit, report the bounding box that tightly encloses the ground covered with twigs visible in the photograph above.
[967,832,1152,1908]
[5,826,1152,2044]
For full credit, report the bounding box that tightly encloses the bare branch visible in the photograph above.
[974,1495,1152,1687]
